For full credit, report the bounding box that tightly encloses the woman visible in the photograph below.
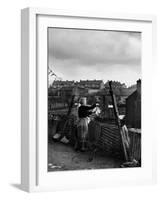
[76,97,97,152]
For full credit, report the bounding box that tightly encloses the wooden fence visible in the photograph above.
[88,121,141,161]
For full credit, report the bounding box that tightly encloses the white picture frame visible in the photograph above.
[21,7,157,192]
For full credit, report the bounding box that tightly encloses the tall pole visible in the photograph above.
[109,81,128,161]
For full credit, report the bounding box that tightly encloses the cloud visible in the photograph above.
[48,28,141,86]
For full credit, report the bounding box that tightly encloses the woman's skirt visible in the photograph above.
[77,117,89,146]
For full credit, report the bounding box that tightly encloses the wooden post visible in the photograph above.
[109,81,128,161]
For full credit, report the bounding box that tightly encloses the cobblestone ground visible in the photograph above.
[48,141,123,172]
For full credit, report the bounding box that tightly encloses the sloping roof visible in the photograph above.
[126,90,137,101]
[79,80,103,83]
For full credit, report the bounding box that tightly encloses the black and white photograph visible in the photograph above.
[48,27,141,172]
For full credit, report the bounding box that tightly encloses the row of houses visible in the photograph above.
[51,79,104,94]
[52,79,129,88]
[51,79,136,96]
[52,79,104,88]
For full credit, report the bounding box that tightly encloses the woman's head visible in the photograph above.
[80,97,87,105]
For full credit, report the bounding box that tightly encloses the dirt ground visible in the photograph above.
[48,140,123,172]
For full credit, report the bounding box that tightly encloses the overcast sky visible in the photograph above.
[48,28,141,86]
